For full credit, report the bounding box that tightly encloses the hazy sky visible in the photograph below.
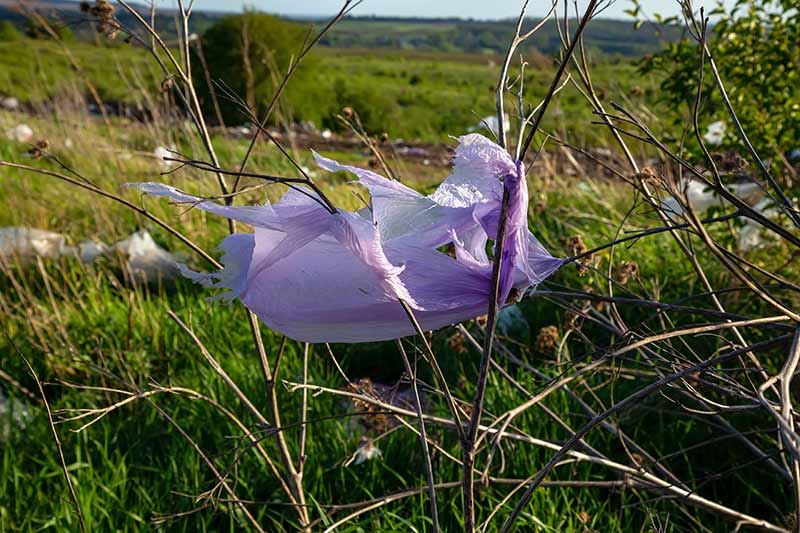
[189,0,732,20]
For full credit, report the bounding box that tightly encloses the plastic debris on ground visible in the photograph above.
[0,96,19,111]
[5,123,33,143]
[703,120,726,146]
[78,240,111,263]
[0,387,32,442]
[470,114,510,137]
[0,227,179,284]
[497,304,530,342]
[153,145,175,170]
[114,230,180,284]
[660,180,788,250]
[0,227,70,260]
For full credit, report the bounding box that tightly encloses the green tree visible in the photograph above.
[641,0,800,185]
[193,11,320,126]
[0,21,21,42]
[25,18,74,41]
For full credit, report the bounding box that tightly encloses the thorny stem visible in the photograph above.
[289,378,788,532]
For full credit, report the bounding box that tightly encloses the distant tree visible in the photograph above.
[640,0,800,183]
[25,18,74,41]
[194,11,317,126]
[0,21,21,42]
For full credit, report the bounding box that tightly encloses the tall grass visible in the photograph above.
[1,0,798,531]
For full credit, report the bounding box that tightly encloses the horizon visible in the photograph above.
[142,0,733,21]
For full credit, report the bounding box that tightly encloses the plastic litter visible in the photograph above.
[0,227,179,284]
[470,114,510,137]
[153,145,174,170]
[5,123,33,143]
[497,304,530,341]
[0,227,69,260]
[0,387,31,442]
[114,230,179,284]
[703,120,726,146]
[0,96,19,111]
[78,240,111,263]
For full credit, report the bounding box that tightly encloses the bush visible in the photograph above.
[25,18,74,41]
[194,11,318,126]
[641,0,800,185]
[0,21,21,42]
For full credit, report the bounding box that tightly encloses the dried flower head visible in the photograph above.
[352,437,382,465]
[564,310,583,332]
[96,19,120,40]
[614,261,639,284]
[27,139,49,160]
[447,332,467,355]
[535,325,559,354]
[711,151,748,174]
[349,378,392,433]
[782,513,798,532]
[566,235,592,275]
[342,106,354,119]
[82,0,119,39]
[565,235,587,256]
[89,0,115,17]
[632,166,659,185]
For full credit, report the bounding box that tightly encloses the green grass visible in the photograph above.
[0,32,798,533]
[0,37,666,144]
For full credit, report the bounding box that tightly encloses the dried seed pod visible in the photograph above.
[535,325,559,354]
[564,310,583,332]
[566,235,592,275]
[565,235,587,256]
[632,166,658,184]
[447,332,467,355]
[614,261,639,284]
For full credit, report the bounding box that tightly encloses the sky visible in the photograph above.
[187,0,733,20]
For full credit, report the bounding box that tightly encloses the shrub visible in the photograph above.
[193,11,317,126]
[0,21,21,42]
[641,0,800,185]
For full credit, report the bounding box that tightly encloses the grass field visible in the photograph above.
[1,14,799,533]
[0,36,666,144]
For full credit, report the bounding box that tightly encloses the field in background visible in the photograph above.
[0,36,664,144]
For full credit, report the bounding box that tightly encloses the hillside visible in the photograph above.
[0,0,681,58]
